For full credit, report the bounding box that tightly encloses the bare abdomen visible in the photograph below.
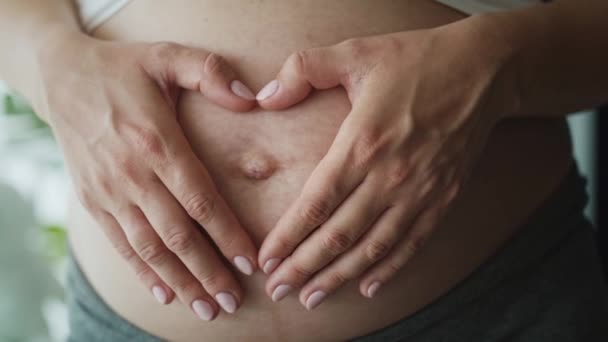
[67,1,573,341]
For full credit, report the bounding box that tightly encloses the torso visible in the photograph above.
[67,1,574,341]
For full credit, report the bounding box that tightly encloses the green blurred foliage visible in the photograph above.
[43,225,68,260]
[2,92,66,259]
[2,92,47,128]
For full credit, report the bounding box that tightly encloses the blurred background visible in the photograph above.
[0,81,600,341]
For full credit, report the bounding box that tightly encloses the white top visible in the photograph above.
[74,0,131,32]
[74,0,540,33]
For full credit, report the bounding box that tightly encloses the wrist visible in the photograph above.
[466,4,568,120]
[31,29,97,121]
[453,12,527,124]
[33,26,94,65]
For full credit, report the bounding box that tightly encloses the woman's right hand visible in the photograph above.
[35,32,259,320]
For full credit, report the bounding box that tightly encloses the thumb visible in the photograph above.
[256,46,347,110]
[142,42,256,112]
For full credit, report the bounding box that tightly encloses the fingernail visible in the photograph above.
[367,281,382,298]
[305,290,327,310]
[215,292,238,314]
[230,80,256,100]
[192,299,214,321]
[152,286,168,304]
[263,258,281,274]
[271,284,292,302]
[234,256,254,275]
[256,80,279,101]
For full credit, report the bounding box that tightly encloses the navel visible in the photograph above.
[238,151,278,181]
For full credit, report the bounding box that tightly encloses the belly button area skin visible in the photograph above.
[238,152,279,181]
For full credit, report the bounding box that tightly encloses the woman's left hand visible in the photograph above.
[256,19,517,309]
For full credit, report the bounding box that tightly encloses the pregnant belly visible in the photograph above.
[67,1,574,341]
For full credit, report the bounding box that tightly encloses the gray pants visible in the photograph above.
[67,166,608,342]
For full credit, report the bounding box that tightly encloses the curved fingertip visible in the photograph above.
[255,79,280,102]
[365,281,382,298]
[152,284,176,305]
[257,238,276,273]
[215,291,240,314]
[165,287,176,304]
[262,258,282,275]
[152,285,168,304]
[192,298,217,321]
[233,255,256,275]
[256,79,312,111]
[201,79,257,113]
[230,80,256,101]
[304,290,327,310]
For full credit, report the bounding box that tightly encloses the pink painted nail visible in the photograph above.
[305,290,327,310]
[234,256,254,275]
[256,80,279,101]
[230,80,256,100]
[263,258,282,274]
[192,299,214,321]
[152,286,168,304]
[215,292,238,314]
[271,284,292,302]
[367,281,382,298]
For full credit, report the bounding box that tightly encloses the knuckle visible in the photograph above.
[203,52,226,76]
[184,193,216,224]
[328,270,349,285]
[386,161,411,189]
[386,261,402,275]
[98,177,115,197]
[113,242,138,262]
[75,188,96,211]
[291,262,314,280]
[447,181,461,204]
[298,198,332,224]
[341,38,369,59]
[365,240,391,262]
[130,126,166,161]
[134,265,155,282]
[164,228,195,254]
[289,50,311,76]
[419,174,438,199]
[403,237,424,260]
[114,157,141,186]
[381,35,404,56]
[214,230,238,252]
[199,270,222,290]
[137,242,168,265]
[351,129,385,168]
[322,230,353,255]
[171,280,198,297]
[149,41,179,62]
[274,234,297,252]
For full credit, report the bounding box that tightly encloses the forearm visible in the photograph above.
[0,0,83,120]
[475,0,608,118]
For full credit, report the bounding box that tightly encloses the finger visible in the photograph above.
[358,198,450,299]
[91,209,175,305]
[142,42,256,112]
[256,45,348,109]
[264,177,387,302]
[116,205,219,321]
[258,139,367,276]
[154,130,259,277]
[297,204,407,309]
[137,180,244,314]
[298,173,458,307]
